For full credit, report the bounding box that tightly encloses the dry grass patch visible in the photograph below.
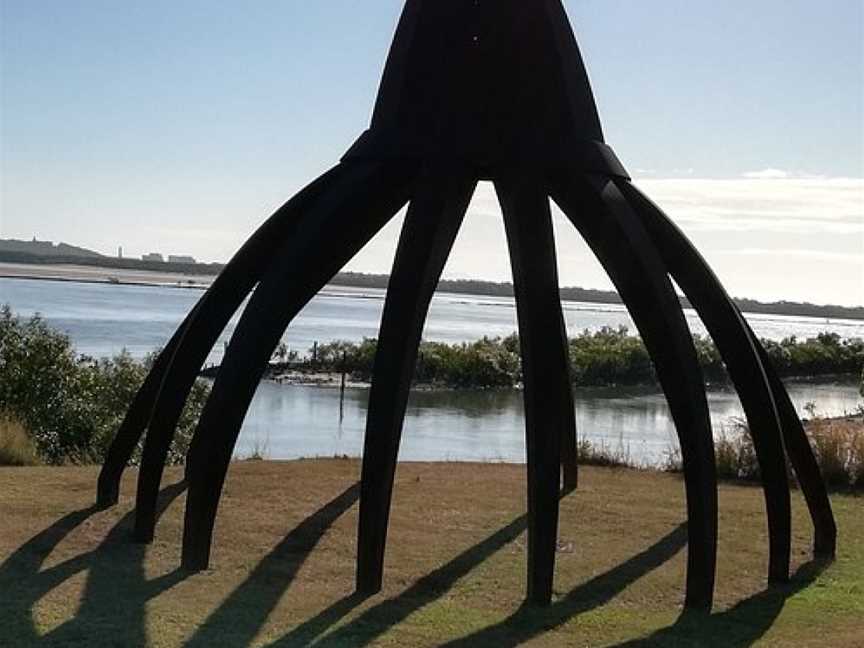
[0,413,38,467]
[0,460,861,647]
[807,415,864,489]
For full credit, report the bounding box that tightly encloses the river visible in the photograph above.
[2,276,861,465]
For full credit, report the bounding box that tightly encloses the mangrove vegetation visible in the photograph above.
[268,327,864,390]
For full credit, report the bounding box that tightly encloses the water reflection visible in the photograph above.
[238,378,862,466]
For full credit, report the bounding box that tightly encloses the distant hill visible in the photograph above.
[1,247,861,322]
[0,249,222,276]
[0,238,104,258]
[331,272,864,322]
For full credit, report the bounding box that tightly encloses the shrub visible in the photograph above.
[850,427,864,489]
[713,419,759,482]
[0,305,209,465]
[661,445,683,474]
[568,326,654,386]
[0,412,39,466]
[287,328,862,389]
[721,410,864,491]
[576,438,631,468]
[806,415,863,490]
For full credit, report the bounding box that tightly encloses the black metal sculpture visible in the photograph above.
[96,0,836,612]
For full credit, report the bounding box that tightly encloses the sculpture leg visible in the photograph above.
[751,331,837,558]
[549,173,717,611]
[97,164,344,510]
[355,165,478,595]
[96,324,185,508]
[619,181,792,583]
[559,383,579,493]
[181,161,417,571]
[496,170,572,605]
[131,163,361,542]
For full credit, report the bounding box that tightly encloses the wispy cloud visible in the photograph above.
[712,248,864,264]
[633,176,864,234]
[743,168,792,179]
[346,175,863,306]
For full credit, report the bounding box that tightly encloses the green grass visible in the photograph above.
[1,460,861,646]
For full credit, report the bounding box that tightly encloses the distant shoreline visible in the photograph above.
[2,258,863,322]
[0,262,214,291]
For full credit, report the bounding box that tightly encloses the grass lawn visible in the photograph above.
[1,460,861,647]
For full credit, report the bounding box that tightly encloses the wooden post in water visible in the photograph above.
[339,350,347,423]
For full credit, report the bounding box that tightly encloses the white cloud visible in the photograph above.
[634,177,864,234]
[712,248,864,264]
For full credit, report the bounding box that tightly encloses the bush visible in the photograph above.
[0,305,209,465]
[0,412,39,466]
[806,415,864,490]
[713,419,760,482]
[568,326,654,386]
[713,412,864,491]
[283,327,862,390]
[576,438,631,468]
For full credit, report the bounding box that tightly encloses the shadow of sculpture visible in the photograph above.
[3,482,829,647]
[437,523,688,648]
[609,559,830,648]
[264,513,531,647]
[0,480,187,647]
[260,506,686,647]
[184,483,360,648]
[0,506,100,644]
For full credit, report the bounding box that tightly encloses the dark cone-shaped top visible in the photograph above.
[345,0,626,178]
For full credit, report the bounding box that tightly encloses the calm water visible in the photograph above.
[244,380,861,466]
[3,277,862,465]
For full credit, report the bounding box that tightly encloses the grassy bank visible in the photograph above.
[1,460,861,647]
[264,328,864,390]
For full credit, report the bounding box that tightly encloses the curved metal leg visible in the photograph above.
[560,389,579,493]
[750,330,837,558]
[619,181,792,584]
[549,172,718,611]
[96,324,185,508]
[181,161,418,571]
[131,164,359,542]
[496,170,574,605]
[97,165,343,511]
[356,165,478,595]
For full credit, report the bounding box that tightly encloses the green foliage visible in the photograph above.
[315,338,378,375]
[416,337,521,388]
[568,326,654,386]
[761,333,864,377]
[289,326,862,389]
[0,306,209,465]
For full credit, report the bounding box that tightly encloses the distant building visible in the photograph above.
[168,255,196,264]
[142,252,164,262]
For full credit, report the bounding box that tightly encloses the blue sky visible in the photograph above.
[2,1,862,305]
